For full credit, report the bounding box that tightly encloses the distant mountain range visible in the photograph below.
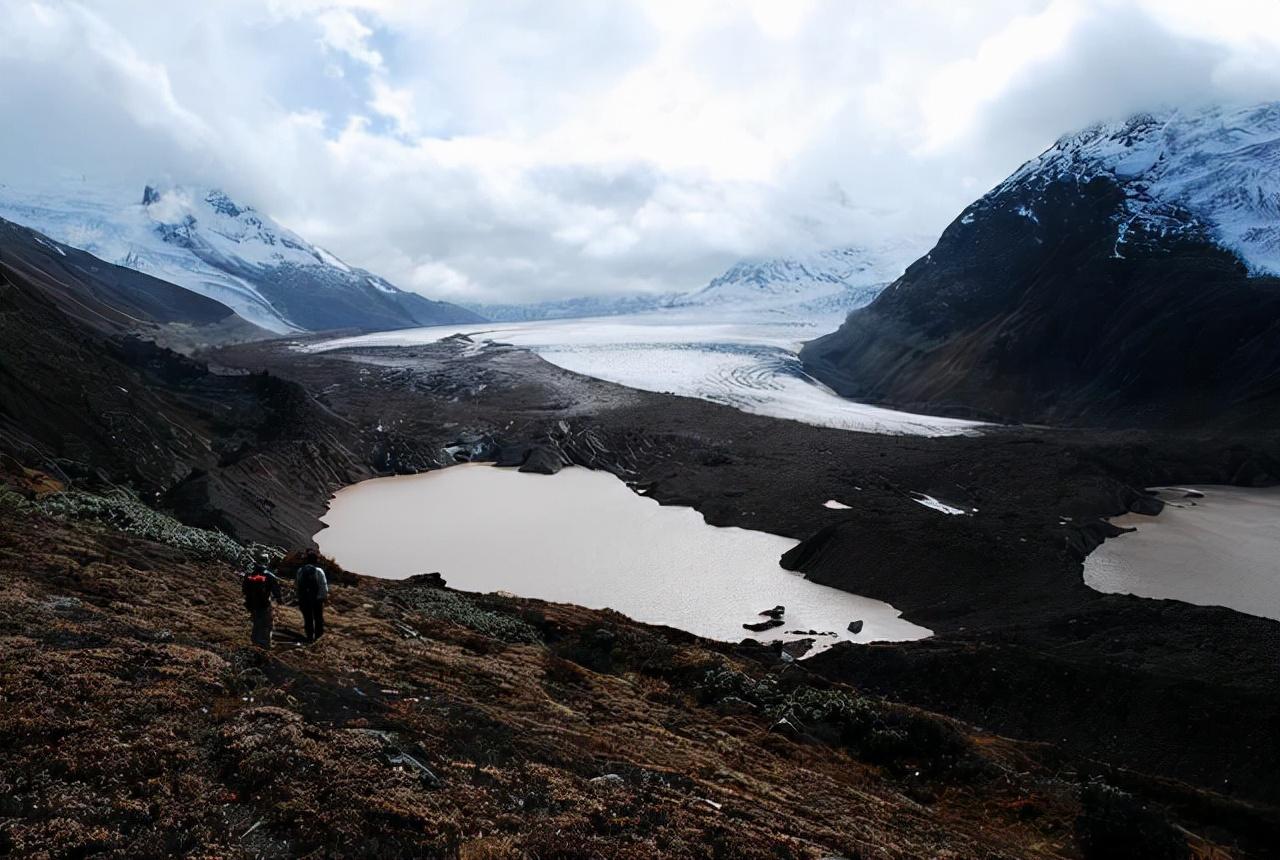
[0,182,482,333]
[802,102,1280,430]
[466,241,929,323]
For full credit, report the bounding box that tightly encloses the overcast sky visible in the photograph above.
[2,0,1279,302]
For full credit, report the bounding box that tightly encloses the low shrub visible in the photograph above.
[393,586,541,644]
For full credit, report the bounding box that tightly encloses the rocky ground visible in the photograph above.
[0,490,1163,859]
[202,336,1280,814]
[5,313,1280,856]
[6,202,1279,857]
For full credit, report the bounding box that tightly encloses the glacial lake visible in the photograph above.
[316,463,931,652]
[1084,485,1280,621]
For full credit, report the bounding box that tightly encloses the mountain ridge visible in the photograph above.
[467,241,928,323]
[801,101,1280,430]
[0,180,483,333]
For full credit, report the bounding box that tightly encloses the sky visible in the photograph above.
[1,0,1279,303]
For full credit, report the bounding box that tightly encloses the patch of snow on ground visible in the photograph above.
[910,493,969,515]
[824,500,852,510]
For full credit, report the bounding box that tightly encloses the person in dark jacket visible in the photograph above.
[242,559,282,649]
[294,549,330,642]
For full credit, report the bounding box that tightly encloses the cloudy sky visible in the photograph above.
[2,0,1279,302]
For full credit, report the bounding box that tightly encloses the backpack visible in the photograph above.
[297,564,322,601]
[243,571,273,609]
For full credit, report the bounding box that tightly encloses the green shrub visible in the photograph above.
[31,488,273,566]
[394,586,541,644]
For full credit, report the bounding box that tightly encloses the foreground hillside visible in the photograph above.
[0,490,1132,859]
[4,214,1280,856]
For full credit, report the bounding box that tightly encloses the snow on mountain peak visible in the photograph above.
[0,179,480,332]
[675,240,931,317]
[139,184,353,276]
[994,102,1280,274]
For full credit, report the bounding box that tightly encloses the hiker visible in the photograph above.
[242,558,282,649]
[295,549,329,642]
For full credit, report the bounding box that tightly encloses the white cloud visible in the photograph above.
[315,7,383,71]
[0,0,1278,303]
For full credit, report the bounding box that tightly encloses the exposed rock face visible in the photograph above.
[802,104,1280,431]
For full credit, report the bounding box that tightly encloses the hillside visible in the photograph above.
[801,103,1280,429]
[0,493,1235,859]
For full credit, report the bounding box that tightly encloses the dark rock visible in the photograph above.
[758,605,785,619]
[847,620,864,635]
[743,618,784,632]
[781,639,815,660]
[406,572,447,588]
[519,446,564,475]
[1127,493,1165,516]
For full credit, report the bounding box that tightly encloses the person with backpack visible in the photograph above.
[242,558,282,649]
[294,549,330,642]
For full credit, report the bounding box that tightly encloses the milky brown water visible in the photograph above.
[316,463,930,651]
[1084,485,1280,621]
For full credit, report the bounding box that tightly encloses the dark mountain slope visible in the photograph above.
[0,216,267,346]
[0,232,368,546]
[801,105,1280,429]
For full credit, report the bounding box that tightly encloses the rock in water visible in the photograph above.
[519,446,564,475]
[782,639,814,660]
[847,620,864,634]
[744,618,784,632]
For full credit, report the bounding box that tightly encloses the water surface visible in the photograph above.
[317,463,931,651]
[1083,485,1280,621]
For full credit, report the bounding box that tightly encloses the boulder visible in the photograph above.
[406,572,447,588]
[758,605,785,619]
[743,618,784,633]
[519,446,564,475]
[847,620,864,635]
[781,639,814,660]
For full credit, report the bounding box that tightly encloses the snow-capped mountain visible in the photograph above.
[463,292,677,322]
[469,242,929,323]
[986,102,1280,274]
[671,244,927,317]
[802,101,1280,430]
[0,181,482,333]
